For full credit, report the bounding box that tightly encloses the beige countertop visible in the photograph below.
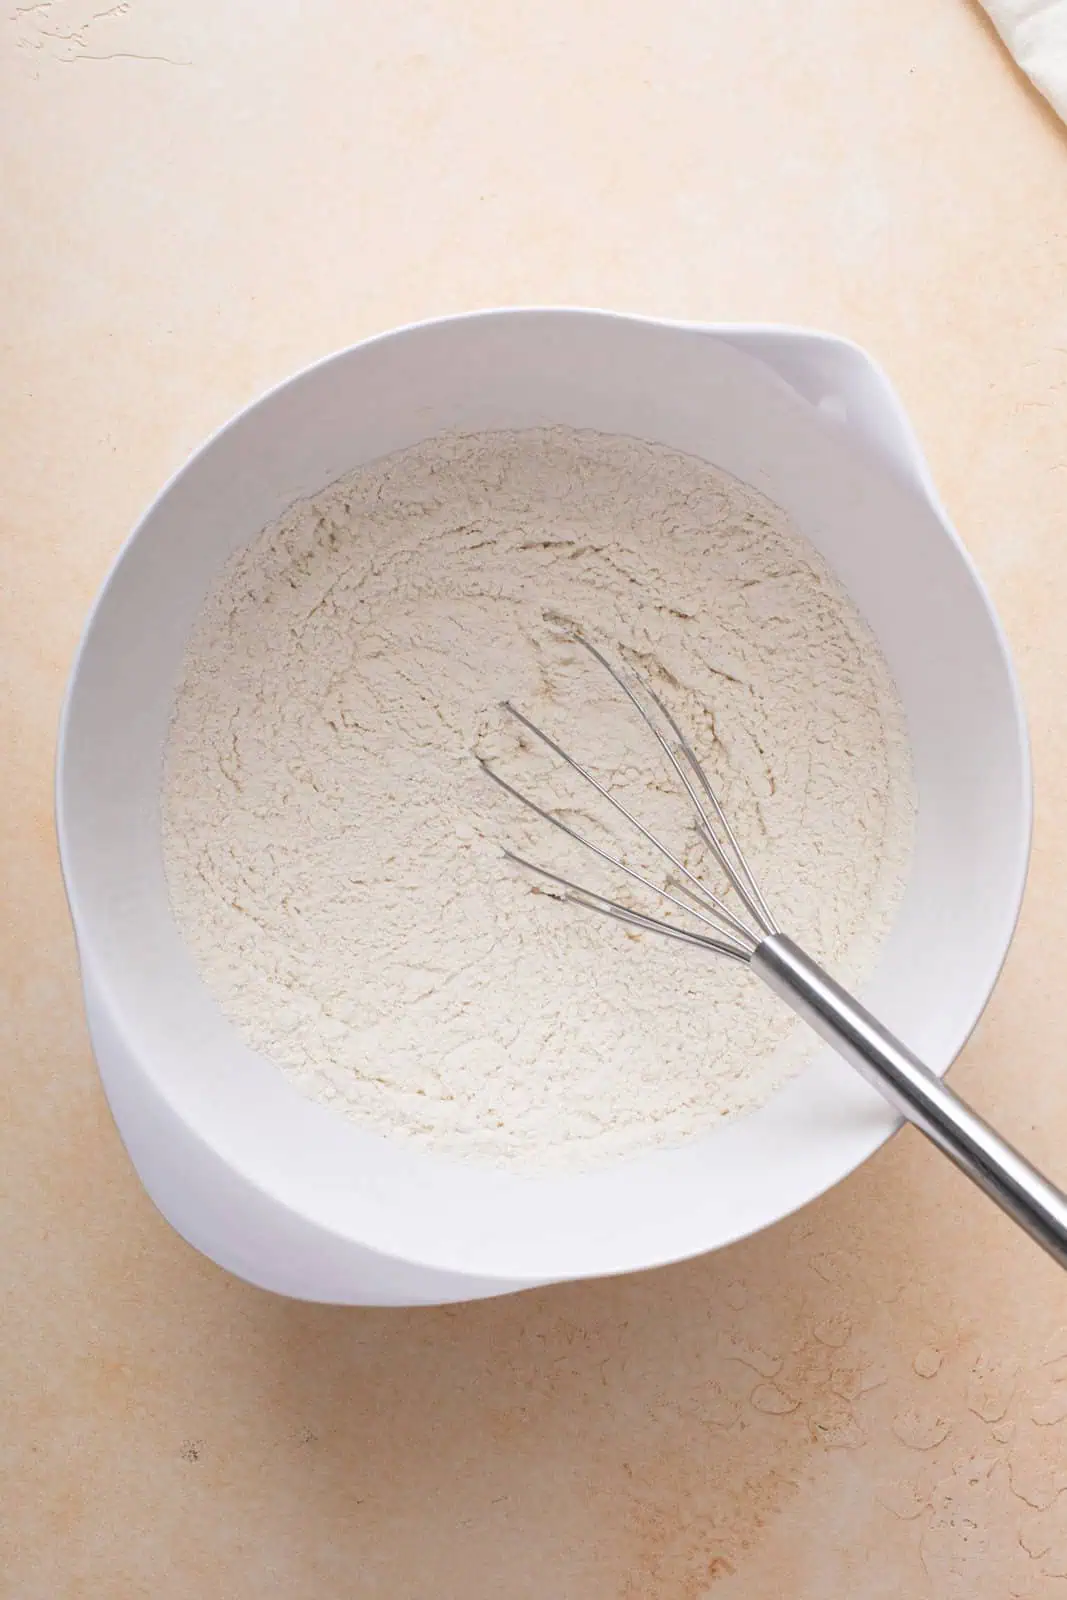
[4,2,1067,1594]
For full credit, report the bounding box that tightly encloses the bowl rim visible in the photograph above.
[55,305,1034,1288]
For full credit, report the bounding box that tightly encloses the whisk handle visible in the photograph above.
[752,934,1067,1271]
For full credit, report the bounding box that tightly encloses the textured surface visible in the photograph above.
[162,428,912,1168]
[4,0,1067,1594]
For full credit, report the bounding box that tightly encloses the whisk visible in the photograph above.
[479,633,1067,1270]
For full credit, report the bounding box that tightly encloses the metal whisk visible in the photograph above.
[480,633,1067,1270]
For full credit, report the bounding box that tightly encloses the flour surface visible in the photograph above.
[162,428,914,1170]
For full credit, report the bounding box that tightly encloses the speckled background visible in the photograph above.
[4,2,1067,1594]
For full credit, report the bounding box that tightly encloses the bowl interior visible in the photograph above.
[57,311,1030,1283]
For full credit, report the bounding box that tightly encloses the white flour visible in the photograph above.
[162,427,914,1170]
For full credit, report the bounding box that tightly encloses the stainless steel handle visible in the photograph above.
[752,933,1067,1270]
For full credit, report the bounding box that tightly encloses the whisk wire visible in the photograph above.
[570,636,778,937]
[501,850,752,961]
[499,699,755,946]
[480,633,776,957]
[478,757,756,954]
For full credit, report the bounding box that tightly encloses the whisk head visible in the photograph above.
[478,633,778,962]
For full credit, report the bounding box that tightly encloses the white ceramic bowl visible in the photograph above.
[56,310,1031,1305]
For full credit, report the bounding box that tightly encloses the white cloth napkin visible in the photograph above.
[981,0,1067,123]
